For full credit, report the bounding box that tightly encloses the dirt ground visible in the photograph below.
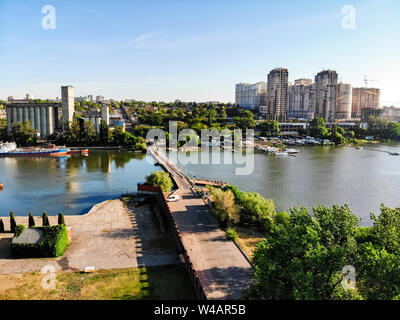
[0,197,179,275]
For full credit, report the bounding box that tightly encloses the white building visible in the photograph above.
[26,94,34,100]
[266,68,289,121]
[96,95,105,103]
[336,83,353,120]
[288,79,315,120]
[235,82,267,111]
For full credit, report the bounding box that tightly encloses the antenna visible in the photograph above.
[363,75,378,88]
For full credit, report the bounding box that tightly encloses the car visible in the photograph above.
[167,195,180,202]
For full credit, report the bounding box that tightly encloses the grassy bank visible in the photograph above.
[0,265,196,300]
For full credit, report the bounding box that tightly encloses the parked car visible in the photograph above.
[167,195,180,202]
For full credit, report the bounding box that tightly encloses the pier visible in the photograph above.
[147,146,253,300]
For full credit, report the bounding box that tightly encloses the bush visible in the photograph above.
[212,189,239,227]
[145,170,173,192]
[0,219,4,233]
[14,224,25,237]
[10,211,17,233]
[42,212,50,227]
[226,227,238,241]
[11,225,69,258]
[28,213,35,228]
[58,213,65,226]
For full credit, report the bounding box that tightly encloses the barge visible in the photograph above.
[0,142,69,157]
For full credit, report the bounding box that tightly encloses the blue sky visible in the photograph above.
[0,0,399,105]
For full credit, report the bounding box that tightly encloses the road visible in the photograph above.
[148,146,253,299]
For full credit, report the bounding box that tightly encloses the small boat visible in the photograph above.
[67,148,89,155]
[285,149,299,154]
[275,152,289,156]
[389,152,400,156]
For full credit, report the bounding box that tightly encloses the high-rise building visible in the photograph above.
[314,70,338,122]
[96,95,105,103]
[26,94,34,100]
[61,86,75,124]
[235,82,267,110]
[351,88,381,119]
[336,83,353,120]
[266,68,288,121]
[288,79,315,120]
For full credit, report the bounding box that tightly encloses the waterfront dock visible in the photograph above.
[148,146,253,300]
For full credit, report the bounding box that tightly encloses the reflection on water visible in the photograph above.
[167,144,400,226]
[0,151,155,216]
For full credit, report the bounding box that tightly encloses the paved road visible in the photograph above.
[149,146,253,300]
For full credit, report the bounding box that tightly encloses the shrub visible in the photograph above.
[14,224,25,237]
[11,225,69,258]
[28,213,35,228]
[42,212,50,227]
[0,219,4,233]
[145,170,173,192]
[10,211,17,233]
[226,227,238,241]
[212,189,239,227]
[58,213,66,226]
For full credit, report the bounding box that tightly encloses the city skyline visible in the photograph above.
[0,0,399,105]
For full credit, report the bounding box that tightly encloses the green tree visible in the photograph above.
[28,213,35,228]
[145,170,173,192]
[42,212,50,227]
[249,205,360,300]
[10,211,17,233]
[0,218,4,233]
[309,117,328,138]
[212,189,239,227]
[238,192,276,232]
[258,120,280,136]
[58,213,66,226]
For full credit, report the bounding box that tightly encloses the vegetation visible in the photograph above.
[366,116,400,141]
[246,204,400,300]
[28,213,35,228]
[11,224,69,258]
[0,265,196,300]
[212,189,239,227]
[145,170,173,192]
[42,212,50,227]
[0,218,4,233]
[226,227,239,241]
[58,213,65,226]
[10,211,17,233]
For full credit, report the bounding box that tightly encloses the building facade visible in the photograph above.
[288,79,315,120]
[6,103,59,137]
[351,88,381,119]
[61,86,75,124]
[336,83,353,120]
[314,70,338,122]
[266,68,289,121]
[235,82,267,110]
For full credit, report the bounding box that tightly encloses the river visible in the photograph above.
[0,145,399,226]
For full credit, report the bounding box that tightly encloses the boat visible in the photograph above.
[67,148,89,155]
[0,142,17,153]
[0,144,69,157]
[275,152,289,156]
[285,148,299,154]
[389,152,400,156]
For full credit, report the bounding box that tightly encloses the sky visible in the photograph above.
[0,0,399,105]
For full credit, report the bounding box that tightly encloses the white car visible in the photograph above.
[167,195,180,202]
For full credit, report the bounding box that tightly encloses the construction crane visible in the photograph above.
[363,75,378,88]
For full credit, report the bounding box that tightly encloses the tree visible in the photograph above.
[309,117,328,138]
[238,192,276,232]
[99,120,110,144]
[0,219,4,233]
[145,170,173,192]
[212,189,239,226]
[14,121,37,146]
[28,213,35,228]
[234,117,257,130]
[249,205,360,300]
[258,120,280,136]
[58,213,66,226]
[10,211,17,233]
[42,212,50,227]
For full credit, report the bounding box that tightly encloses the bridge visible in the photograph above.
[147,146,253,300]
[192,179,228,188]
